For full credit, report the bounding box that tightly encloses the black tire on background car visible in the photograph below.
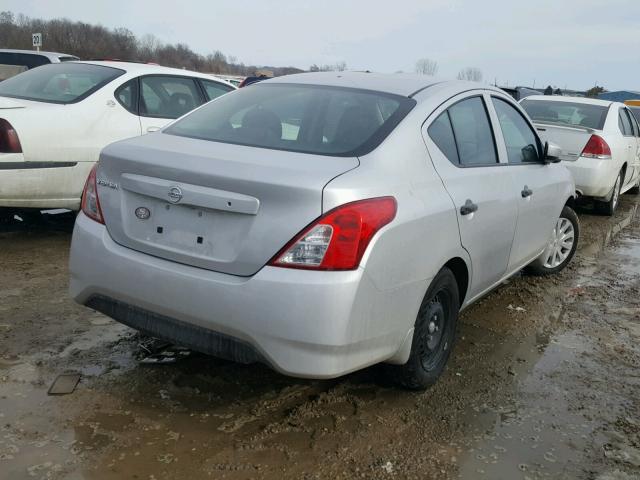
[627,179,640,195]
[525,205,580,276]
[0,208,14,224]
[389,267,459,390]
[595,170,623,216]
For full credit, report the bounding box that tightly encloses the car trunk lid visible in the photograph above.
[97,133,359,276]
[533,122,596,162]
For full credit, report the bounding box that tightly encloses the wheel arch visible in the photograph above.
[443,257,469,307]
[565,194,576,209]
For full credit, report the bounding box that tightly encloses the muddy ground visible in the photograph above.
[1,198,639,480]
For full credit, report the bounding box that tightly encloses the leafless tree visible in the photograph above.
[311,61,348,72]
[0,10,304,77]
[457,67,483,82]
[334,61,347,72]
[415,58,438,76]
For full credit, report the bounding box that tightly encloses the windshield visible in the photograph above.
[0,63,124,104]
[630,106,640,124]
[521,99,609,130]
[165,83,415,157]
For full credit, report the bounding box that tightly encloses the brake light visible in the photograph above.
[81,164,104,224]
[581,135,611,159]
[0,119,22,153]
[269,197,397,270]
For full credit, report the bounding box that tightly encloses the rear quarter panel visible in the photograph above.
[322,103,468,338]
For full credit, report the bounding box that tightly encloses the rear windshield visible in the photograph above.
[630,106,640,123]
[0,63,124,104]
[165,83,416,157]
[521,99,608,130]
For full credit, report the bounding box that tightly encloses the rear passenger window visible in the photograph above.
[201,80,234,101]
[625,109,639,137]
[448,97,498,166]
[115,80,138,114]
[140,76,203,119]
[428,111,459,164]
[492,97,540,163]
[619,109,633,136]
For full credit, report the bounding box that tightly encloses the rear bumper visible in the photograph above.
[563,157,619,199]
[69,212,421,378]
[0,160,94,210]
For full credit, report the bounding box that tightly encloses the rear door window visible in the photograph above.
[140,76,204,119]
[447,97,498,166]
[492,97,540,163]
[165,83,416,157]
[624,109,639,137]
[115,79,138,114]
[619,109,633,136]
[200,79,234,101]
[427,111,459,164]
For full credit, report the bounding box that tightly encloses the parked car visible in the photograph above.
[521,96,640,215]
[70,73,578,389]
[0,61,235,211]
[209,74,244,87]
[0,49,80,81]
[238,75,269,87]
[499,86,541,101]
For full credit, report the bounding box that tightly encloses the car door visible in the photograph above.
[488,94,564,271]
[618,108,637,189]
[622,107,640,187]
[138,75,206,133]
[423,93,519,299]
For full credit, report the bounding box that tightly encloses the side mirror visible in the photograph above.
[543,141,562,164]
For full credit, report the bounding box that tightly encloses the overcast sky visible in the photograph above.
[4,0,640,90]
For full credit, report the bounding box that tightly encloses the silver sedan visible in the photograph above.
[69,72,579,389]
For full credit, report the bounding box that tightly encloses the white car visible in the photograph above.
[0,61,235,211]
[521,95,640,215]
[0,49,80,81]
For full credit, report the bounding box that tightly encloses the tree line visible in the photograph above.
[0,11,304,77]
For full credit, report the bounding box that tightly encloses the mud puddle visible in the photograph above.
[1,197,640,479]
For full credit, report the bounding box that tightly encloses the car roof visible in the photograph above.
[266,71,496,98]
[74,61,235,85]
[0,48,78,59]
[522,95,614,107]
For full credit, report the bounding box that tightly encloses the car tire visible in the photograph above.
[627,180,640,195]
[388,267,459,390]
[595,170,623,216]
[0,208,14,224]
[526,205,579,276]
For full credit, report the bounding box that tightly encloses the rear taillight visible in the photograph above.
[81,164,104,224]
[580,134,611,159]
[0,119,22,153]
[269,197,397,271]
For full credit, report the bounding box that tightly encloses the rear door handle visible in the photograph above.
[460,199,478,216]
[521,186,533,198]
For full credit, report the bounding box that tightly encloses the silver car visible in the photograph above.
[69,73,579,389]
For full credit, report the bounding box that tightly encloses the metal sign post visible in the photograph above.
[32,33,42,51]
